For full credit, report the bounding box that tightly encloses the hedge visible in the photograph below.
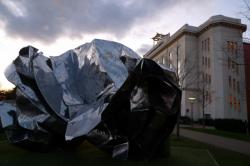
[214,119,248,133]
[197,118,214,126]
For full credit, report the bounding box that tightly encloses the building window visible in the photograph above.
[228,57,231,69]
[231,42,234,54]
[169,52,173,69]
[229,76,232,88]
[233,78,236,91]
[227,41,232,53]
[209,92,212,103]
[234,97,237,110]
[205,57,207,67]
[202,38,210,52]
[204,39,207,51]
[208,38,210,51]
[206,90,209,101]
[227,41,238,55]
[202,56,205,66]
[238,101,240,111]
[237,81,240,93]
[232,61,235,70]
[205,74,211,84]
[208,57,210,68]
[234,42,238,55]
[227,41,230,52]
[206,74,209,84]
[229,95,233,108]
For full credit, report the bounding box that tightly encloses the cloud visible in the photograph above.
[136,43,152,56]
[0,0,184,43]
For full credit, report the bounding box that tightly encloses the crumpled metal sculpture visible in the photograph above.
[0,39,181,160]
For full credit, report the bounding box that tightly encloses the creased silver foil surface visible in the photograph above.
[0,39,181,160]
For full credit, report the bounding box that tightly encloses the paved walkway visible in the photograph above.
[177,128,250,156]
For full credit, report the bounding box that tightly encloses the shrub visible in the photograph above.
[197,118,214,126]
[214,119,247,133]
[179,116,192,125]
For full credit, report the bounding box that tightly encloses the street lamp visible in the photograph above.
[188,97,196,127]
[188,97,196,101]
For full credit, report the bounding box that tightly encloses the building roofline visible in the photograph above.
[243,38,250,44]
[144,15,247,59]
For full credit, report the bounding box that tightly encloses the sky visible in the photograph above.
[0,0,249,89]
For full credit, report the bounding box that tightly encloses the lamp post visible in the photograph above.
[188,97,196,127]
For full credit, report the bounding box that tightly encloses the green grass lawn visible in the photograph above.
[0,133,250,166]
[0,132,6,140]
[171,135,250,166]
[182,127,250,142]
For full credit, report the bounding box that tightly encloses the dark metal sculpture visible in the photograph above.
[0,39,181,160]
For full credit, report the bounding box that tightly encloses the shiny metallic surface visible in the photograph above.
[0,101,16,128]
[0,39,181,160]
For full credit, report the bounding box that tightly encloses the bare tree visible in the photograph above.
[155,42,210,138]
[241,0,250,21]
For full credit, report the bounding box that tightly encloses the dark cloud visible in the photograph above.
[136,43,152,56]
[0,0,180,43]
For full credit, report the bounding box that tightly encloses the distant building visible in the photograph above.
[243,42,250,123]
[144,15,248,121]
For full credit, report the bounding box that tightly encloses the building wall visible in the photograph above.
[211,26,227,119]
[198,26,247,121]
[243,43,250,123]
[145,15,247,121]
[183,35,199,120]
[220,26,247,120]
[198,28,216,120]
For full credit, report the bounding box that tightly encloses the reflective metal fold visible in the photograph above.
[0,39,181,160]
